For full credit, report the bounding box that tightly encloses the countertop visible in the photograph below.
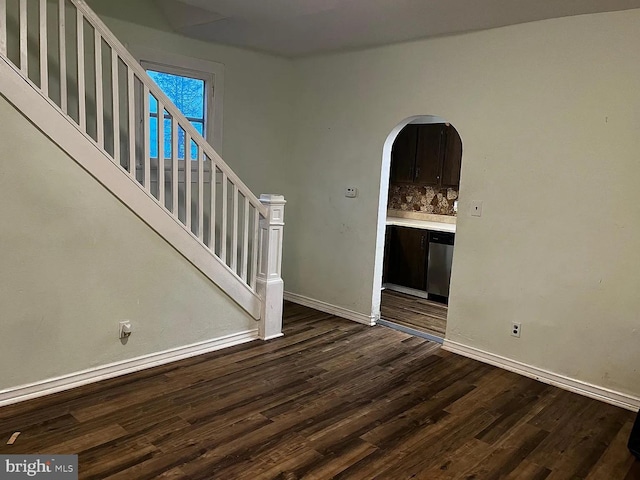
[386,216,456,233]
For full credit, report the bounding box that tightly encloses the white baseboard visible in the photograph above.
[0,330,258,408]
[284,292,376,326]
[263,333,284,341]
[443,339,640,412]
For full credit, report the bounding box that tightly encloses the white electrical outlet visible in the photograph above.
[119,321,132,339]
[471,200,483,217]
[511,322,521,338]
[345,187,358,198]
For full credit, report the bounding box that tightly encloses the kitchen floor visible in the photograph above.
[380,289,447,339]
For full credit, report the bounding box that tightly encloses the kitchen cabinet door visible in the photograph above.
[386,226,428,291]
[414,124,446,185]
[441,125,462,188]
[390,125,418,183]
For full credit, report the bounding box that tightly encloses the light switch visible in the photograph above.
[471,200,483,217]
[345,187,358,198]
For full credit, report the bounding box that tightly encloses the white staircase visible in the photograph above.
[0,0,285,339]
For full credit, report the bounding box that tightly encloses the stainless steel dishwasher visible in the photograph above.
[427,231,455,298]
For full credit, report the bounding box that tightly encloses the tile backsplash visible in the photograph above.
[388,183,458,216]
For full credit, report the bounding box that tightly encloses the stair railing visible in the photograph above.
[0,0,285,337]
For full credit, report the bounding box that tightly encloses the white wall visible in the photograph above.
[286,10,640,398]
[0,96,255,390]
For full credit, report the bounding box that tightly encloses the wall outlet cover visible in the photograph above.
[511,322,521,338]
[345,187,358,198]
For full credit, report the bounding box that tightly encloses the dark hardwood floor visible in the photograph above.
[381,289,448,338]
[0,301,638,479]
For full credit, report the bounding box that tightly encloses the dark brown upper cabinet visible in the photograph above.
[414,124,446,185]
[390,123,461,189]
[389,125,418,183]
[440,126,462,188]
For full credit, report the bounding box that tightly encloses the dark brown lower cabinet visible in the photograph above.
[385,226,428,291]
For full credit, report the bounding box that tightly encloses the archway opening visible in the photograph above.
[372,115,463,342]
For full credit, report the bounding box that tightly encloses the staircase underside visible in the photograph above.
[0,56,262,319]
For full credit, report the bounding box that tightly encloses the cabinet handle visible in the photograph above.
[421,235,426,249]
[415,167,421,177]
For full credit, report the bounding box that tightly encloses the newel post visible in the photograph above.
[257,194,286,340]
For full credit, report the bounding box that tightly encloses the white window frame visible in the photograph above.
[132,46,224,153]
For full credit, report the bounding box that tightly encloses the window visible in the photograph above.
[146,69,206,160]
[137,49,224,156]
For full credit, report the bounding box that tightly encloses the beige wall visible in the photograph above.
[0,96,255,390]
[286,10,640,397]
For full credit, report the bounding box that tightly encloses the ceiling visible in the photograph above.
[115,0,640,57]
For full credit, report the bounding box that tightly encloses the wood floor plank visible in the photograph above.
[528,399,622,472]
[542,403,631,479]
[211,432,322,479]
[80,442,158,480]
[40,424,128,455]
[0,302,636,479]
[624,460,640,479]
[415,438,494,480]
[586,420,637,480]
[367,406,499,479]
[459,422,550,480]
[381,289,448,337]
[504,460,553,480]
[475,381,552,445]
[296,438,378,480]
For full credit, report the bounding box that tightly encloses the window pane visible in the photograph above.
[190,138,198,161]
[163,117,172,159]
[147,70,204,119]
[190,122,203,160]
[150,116,158,158]
[149,93,158,114]
[177,128,185,160]
[191,121,204,136]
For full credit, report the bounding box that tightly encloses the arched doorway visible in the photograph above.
[373,115,462,341]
